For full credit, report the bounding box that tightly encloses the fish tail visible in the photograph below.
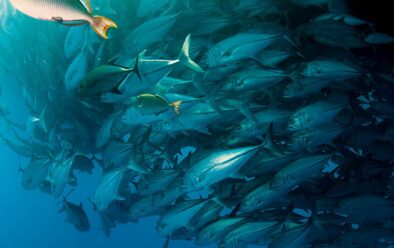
[91,16,118,39]
[169,101,182,115]
[178,34,204,73]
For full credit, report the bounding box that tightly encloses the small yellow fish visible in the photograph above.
[10,0,117,39]
[137,94,182,115]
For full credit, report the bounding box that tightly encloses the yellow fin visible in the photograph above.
[91,16,118,39]
[169,101,182,115]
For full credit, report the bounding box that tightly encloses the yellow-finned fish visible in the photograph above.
[9,0,117,39]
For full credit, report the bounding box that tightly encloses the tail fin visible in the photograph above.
[91,16,118,39]
[169,101,183,115]
[178,34,204,73]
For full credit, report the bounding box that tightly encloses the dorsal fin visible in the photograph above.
[134,53,142,81]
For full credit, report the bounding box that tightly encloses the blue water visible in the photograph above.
[0,76,207,248]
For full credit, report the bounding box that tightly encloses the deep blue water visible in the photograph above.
[0,77,207,248]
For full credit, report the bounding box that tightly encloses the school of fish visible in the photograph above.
[0,0,393,247]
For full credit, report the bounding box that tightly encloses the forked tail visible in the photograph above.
[91,16,118,39]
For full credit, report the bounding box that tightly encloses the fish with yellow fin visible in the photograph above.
[136,94,182,115]
[9,0,117,39]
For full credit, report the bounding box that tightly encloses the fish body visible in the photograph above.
[119,35,204,96]
[220,221,279,248]
[300,60,362,81]
[195,217,247,246]
[288,100,346,131]
[122,13,179,53]
[48,156,75,198]
[270,154,331,191]
[222,68,288,92]
[365,32,394,45]
[21,156,52,190]
[137,170,179,196]
[135,94,182,115]
[201,33,280,68]
[302,20,367,49]
[92,165,130,211]
[182,145,261,192]
[65,51,89,91]
[129,179,183,220]
[156,200,207,237]
[10,0,117,39]
[240,183,287,213]
[60,199,90,232]
[188,201,223,231]
[226,108,292,147]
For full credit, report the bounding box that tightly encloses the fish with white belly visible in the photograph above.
[9,0,117,39]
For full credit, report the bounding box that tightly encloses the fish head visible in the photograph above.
[301,61,322,78]
[240,193,263,213]
[223,75,243,91]
[182,170,202,192]
[288,112,307,131]
[270,174,297,190]
[200,47,221,68]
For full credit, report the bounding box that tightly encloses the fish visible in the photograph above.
[240,183,288,213]
[65,51,89,91]
[156,199,207,237]
[301,20,367,49]
[188,201,223,231]
[9,0,117,39]
[96,111,122,148]
[129,178,184,220]
[195,217,248,246]
[59,190,90,232]
[220,221,279,248]
[135,94,182,115]
[221,68,288,92]
[21,156,52,191]
[122,13,180,54]
[365,32,394,45]
[288,100,347,131]
[136,170,180,196]
[201,33,283,68]
[270,154,331,191]
[47,156,75,198]
[92,164,132,211]
[270,222,311,248]
[182,144,263,192]
[136,0,175,18]
[2,0,394,246]
[299,60,362,81]
[118,34,204,96]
